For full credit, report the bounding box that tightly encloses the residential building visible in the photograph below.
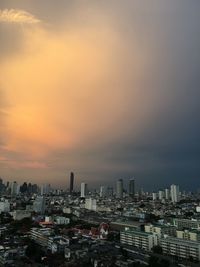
[81,183,88,198]
[171,184,179,203]
[160,236,200,261]
[120,229,158,251]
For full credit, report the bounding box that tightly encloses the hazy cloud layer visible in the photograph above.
[0,0,200,190]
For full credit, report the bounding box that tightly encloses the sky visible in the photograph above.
[0,0,200,191]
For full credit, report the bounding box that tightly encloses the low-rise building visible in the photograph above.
[145,223,176,237]
[120,229,158,251]
[173,218,200,230]
[85,198,97,211]
[0,200,10,213]
[160,236,200,261]
[176,229,200,242]
[11,210,31,220]
[30,227,53,247]
[54,216,70,225]
[48,236,70,253]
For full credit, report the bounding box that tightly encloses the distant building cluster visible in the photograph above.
[0,173,200,266]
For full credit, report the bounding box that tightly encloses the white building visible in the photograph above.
[0,200,10,213]
[120,229,158,251]
[170,184,179,203]
[176,229,200,242]
[100,186,106,198]
[152,193,157,201]
[81,183,88,198]
[158,190,164,200]
[85,198,97,211]
[54,216,70,225]
[63,207,71,214]
[145,224,176,238]
[196,206,200,213]
[160,236,200,261]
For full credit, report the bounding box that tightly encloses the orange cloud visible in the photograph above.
[0,7,145,179]
[0,9,40,24]
[1,18,126,158]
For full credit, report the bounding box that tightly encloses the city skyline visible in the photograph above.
[0,0,200,189]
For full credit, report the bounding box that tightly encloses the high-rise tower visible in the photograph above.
[170,184,179,203]
[81,182,88,198]
[129,178,135,197]
[116,179,123,199]
[69,172,74,194]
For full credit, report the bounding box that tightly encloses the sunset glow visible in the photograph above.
[0,1,200,189]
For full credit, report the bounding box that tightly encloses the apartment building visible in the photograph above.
[176,229,200,242]
[145,224,176,237]
[30,227,53,247]
[160,236,200,261]
[173,218,200,230]
[120,229,158,251]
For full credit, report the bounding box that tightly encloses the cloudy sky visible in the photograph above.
[0,0,200,191]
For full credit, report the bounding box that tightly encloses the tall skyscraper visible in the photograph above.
[33,196,46,214]
[158,190,164,200]
[116,179,123,199]
[81,182,88,198]
[41,184,51,195]
[165,188,170,200]
[129,178,135,197]
[170,184,180,203]
[69,172,74,194]
[11,181,19,196]
[152,192,157,201]
[100,186,106,198]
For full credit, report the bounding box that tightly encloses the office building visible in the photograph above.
[129,178,135,197]
[116,179,123,199]
[33,196,46,214]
